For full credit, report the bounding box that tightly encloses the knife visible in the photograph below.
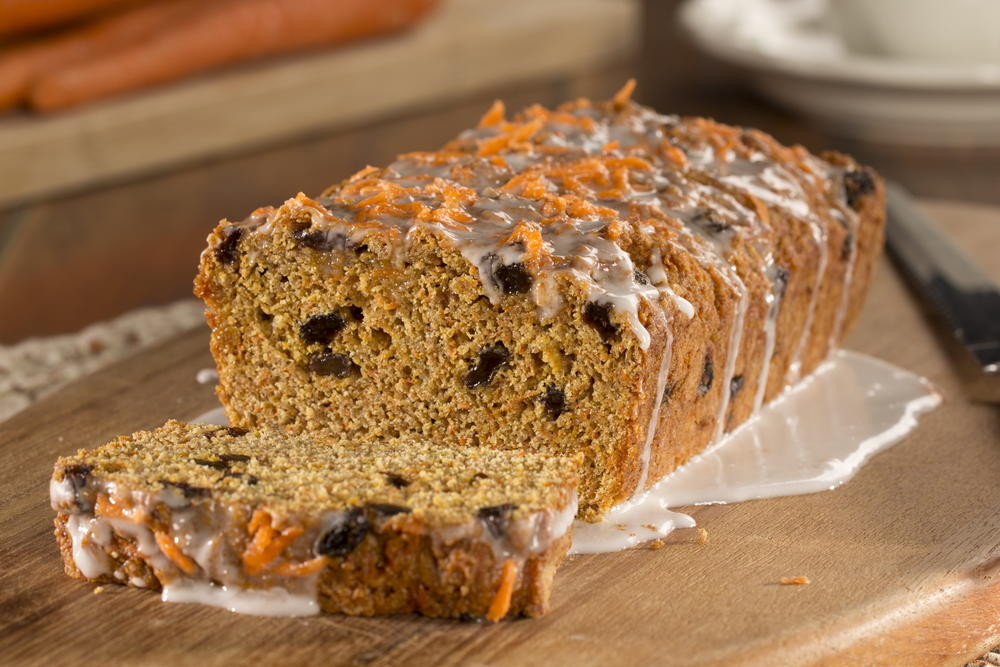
[885,183,1000,396]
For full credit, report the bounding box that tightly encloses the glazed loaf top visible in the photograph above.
[201,82,878,498]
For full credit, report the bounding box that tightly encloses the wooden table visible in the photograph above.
[1,200,998,665]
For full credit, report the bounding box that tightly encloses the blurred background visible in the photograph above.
[0,0,997,344]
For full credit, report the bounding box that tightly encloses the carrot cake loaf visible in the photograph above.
[194,82,886,519]
[50,420,578,620]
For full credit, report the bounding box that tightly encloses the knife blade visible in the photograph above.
[885,183,1000,380]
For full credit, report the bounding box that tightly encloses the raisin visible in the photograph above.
[347,306,364,322]
[246,475,259,485]
[292,222,342,252]
[316,507,369,557]
[634,269,650,285]
[63,464,93,510]
[307,352,359,377]
[226,427,248,437]
[698,355,714,397]
[841,232,854,261]
[384,472,410,489]
[464,343,511,388]
[843,169,875,209]
[478,504,517,539]
[663,383,675,402]
[541,385,566,420]
[730,374,744,397]
[692,210,731,235]
[582,302,619,343]
[774,266,790,300]
[367,503,411,519]
[219,453,250,463]
[300,313,346,345]
[215,228,244,268]
[193,458,228,471]
[488,255,532,295]
[160,480,211,499]
[472,472,489,481]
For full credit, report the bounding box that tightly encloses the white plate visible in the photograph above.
[679,0,1000,146]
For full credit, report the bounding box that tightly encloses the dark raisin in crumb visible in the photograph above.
[472,472,489,481]
[582,302,619,343]
[692,210,732,235]
[307,352,360,378]
[698,355,714,397]
[488,255,532,295]
[227,427,249,437]
[246,475,259,486]
[367,503,411,518]
[774,266,790,300]
[347,306,364,322]
[292,221,342,252]
[730,374,744,397]
[214,228,244,267]
[542,385,567,420]
[478,504,518,539]
[384,472,410,489]
[300,313,346,345]
[219,453,250,463]
[160,480,211,499]
[63,464,93,510]
[634,269,650,285]
[315,507,369,557]
[841,232,854,261]
[843,169,875,209]
[352,244,368,254]
[663,383,675,401]
[464,343,511,388]
[193,458,228,471]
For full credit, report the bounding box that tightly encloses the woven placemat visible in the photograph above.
[1,301,996,665]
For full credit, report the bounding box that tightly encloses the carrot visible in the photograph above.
[0,0,137,39]
[0,0,200,111]
[30,0,440,111]
[154,530,198,574]
[486,559,518,622]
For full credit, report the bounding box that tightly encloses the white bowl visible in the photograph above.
[680,0,1000,146]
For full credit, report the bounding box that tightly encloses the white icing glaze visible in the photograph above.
[65,515,112,578]
[162,580,319,617]
[571,350,941,554]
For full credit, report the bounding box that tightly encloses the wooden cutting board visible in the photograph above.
[0,0,638,208]
[1,200,998,665]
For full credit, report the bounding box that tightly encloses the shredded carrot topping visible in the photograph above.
[612,78,637,107]
[486,559,519,622]
[154,530,198,574]
[478,99,505,128]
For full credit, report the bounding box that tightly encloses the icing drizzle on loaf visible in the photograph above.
[210,82,866,502]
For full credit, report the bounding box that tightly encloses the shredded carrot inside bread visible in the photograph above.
[242,509,305,575]
[486,559,518,622]
[154,530,198,574]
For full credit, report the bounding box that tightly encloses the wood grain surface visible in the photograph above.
[1,200,998,666]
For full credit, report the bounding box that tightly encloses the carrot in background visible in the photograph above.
[30,0,439,112]
[0,0,201,110]
[0,0,138,39]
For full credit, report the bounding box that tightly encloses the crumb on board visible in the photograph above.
[647,538,665,550]
[780,576,810,586]
[697,528,709,544]
[93,586,105,594]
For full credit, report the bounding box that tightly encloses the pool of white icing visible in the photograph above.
[192,349,941,558]
[569,350,942,554]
